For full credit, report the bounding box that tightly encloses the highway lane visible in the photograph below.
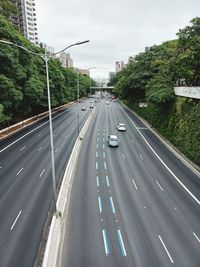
[61,99,200,267]
[0,98,95,267]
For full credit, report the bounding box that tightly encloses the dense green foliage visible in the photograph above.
[0,0,18,20]
[112,18,200,165]
[0,14,95,127]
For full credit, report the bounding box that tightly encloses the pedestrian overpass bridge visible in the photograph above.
[90,86,114,97]
[90,86,114,91]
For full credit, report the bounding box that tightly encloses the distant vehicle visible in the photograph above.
[106,101,109,105]
[117,123,126,131]
[90,100,93,103]
[89,104,94,109]
[108,135,119,147]
[95,99,98,102]
[81,106,86,111]
[113,99,116,102]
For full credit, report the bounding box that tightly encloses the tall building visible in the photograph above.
[59,52,73,68]
[115,61,125,73]
[115,61,121,73]
[76,68,90,76]
[10,0,39,44]
[109,72,115,80]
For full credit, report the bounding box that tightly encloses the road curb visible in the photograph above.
[41,105,97,267]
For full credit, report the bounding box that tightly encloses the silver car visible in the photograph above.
[117,123,126,131]
[108,135,119,147]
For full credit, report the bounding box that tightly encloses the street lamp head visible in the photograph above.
[75,40,90,46]
[52,40,90,56]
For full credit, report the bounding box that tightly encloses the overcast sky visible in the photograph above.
[36,0,200,79]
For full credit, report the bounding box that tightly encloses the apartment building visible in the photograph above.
[115,61,125,73]
[10,0,38,44]
[76,68,90,76]
[59,52,73,68]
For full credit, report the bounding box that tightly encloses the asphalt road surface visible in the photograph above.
[61,99,200,267]
[0,98,94,267]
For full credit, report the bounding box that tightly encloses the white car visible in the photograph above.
[117,123,126,131]
[106,101,109,105]
[108,135,119,147]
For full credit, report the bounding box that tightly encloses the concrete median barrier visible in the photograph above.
[41,105,97,267]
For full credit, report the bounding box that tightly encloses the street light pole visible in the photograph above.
[77,73,80,136]
[0,39,89,213]
[43,48,57,210]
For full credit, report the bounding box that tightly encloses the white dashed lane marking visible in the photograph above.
[16,168,24,176]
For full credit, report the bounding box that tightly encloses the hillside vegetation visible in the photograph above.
[0,14,94,128]
[109,18,200,165]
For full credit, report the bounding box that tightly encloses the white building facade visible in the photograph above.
[59,52,73,68]
[11,0,38,44]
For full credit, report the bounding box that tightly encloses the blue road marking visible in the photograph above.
[102,229,110,255]
[116,230,127,256]
[109,197,116,214]
[98,197,103,213]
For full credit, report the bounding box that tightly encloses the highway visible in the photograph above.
[0,98,93,267]
[61,98,200,267]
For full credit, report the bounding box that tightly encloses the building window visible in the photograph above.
[27,12,33,16]
[26,1,32,6]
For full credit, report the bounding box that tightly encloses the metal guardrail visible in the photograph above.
[0,101,76,140]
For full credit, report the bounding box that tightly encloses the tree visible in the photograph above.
[0,0,18,20]
[175,17,200,86]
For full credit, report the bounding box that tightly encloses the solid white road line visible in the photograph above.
[0,108,71,153]
[10,210,22,230]
[19,146,26,152]
[40,169,45,178]
[156,180,164,191]
[122,153,125,160]
[117,230,127,256]
[158,235,174,264]
[193,232,200,242]
[16,168,24,176]
[132,178,138,190]
[102,230,110,255]
[120,105,200,206]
